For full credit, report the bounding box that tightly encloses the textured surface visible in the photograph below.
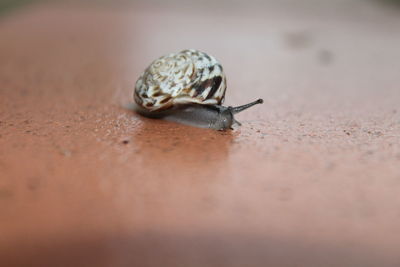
[0,1,400,266]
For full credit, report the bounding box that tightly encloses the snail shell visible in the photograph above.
[134,49,263,130]
[134,49,226,111]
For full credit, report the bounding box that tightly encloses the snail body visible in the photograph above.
[134,49,263,130]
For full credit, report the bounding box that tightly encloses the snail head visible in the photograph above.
[213,107,235,130]
[213,99,264,130]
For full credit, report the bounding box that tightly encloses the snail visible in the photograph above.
[134,49,263,130]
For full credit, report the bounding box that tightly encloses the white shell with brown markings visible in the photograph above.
[134,49,227,112]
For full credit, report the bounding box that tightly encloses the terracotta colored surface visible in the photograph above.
[1,1,400,266]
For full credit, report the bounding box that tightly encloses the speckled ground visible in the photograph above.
[0,1,400,266]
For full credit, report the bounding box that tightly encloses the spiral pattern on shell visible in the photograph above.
[134,49,227,111]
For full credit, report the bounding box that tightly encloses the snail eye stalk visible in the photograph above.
[230,99,264,114]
